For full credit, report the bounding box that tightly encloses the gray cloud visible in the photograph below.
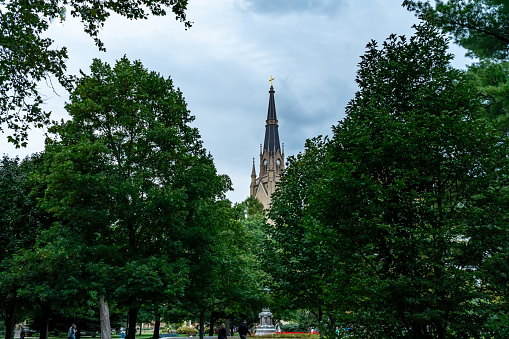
[241,0,347,16]
[1,0,472,204]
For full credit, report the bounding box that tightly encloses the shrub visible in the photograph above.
[176,327,198,335]
[279,324,299,333]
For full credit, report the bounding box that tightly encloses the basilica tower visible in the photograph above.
[250,80,284,210]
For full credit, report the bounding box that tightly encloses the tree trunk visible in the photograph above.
[4,301,16,339]
[152,316,160,338]
[39,302,51,339]
[225,319,230,338]
[199,309,205,339]
[100,296,112,339]
[327,314,336,330]
[317,308,323,338]
[126,308,139,339]
[208,312,217,336]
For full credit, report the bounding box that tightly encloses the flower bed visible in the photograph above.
[254,333,318,339]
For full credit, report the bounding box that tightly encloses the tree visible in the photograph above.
[38,56,230,339]
[404,1,509,133]
[233,196,264,218]
[0,154,54,339]
[175,199,267,339]
[0,156,31,339]
[0,0,191,147]
[2,231,90,339]
[403,0,509,60]
[283,24,509,338]
[266,137,338,330]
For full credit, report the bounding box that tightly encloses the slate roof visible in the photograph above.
[263,86,281,155]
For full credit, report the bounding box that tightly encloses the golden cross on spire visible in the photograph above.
[269,76,275,87]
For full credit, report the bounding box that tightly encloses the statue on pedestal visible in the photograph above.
[255,308,276,336]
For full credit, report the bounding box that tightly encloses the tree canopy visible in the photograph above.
[404,1,509,132]
[0,55,273,339]
[266,137,338,329]
[403,0,509,60]
[269,23,509,338]
[31,56,229,339]
[0,0,191,147]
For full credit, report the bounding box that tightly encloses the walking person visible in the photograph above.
[68,324,76,339]
[218,324,227,339]
[238,320,250,339]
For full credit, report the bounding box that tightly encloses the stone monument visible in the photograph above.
[255,308,276,336]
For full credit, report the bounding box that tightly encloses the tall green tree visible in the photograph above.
[0,156,33,339]
[323,24,509,338]
[266,137,338,330]
[38,56,230,339]
[0,154,54,339]
[275,24,509,338]
[0,0,191,146]
[176,199,267,339]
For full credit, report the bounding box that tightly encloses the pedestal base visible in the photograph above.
[255,326,276,336]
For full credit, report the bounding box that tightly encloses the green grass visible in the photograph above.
[44,333,318,339]
[47,334,191,339]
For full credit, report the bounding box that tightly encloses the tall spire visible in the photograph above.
[251,79,285,212]
[263,85,281,155]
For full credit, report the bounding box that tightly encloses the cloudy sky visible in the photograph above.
[1,0,472,203]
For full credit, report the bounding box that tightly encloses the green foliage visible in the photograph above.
[0,156,39,262]
[327,23,509,337]
[266,136,335,327]
[173,197,268,339]
[233,196,264,219]
[1,229,93,339]
[292,311,316,333]
[404,0,509,60]
[257,335,318,339]
[34,56,230,339]
[0,154,55,339]
[467,60,509,131]
[270,23,509,338]
[404,1,509,136]
[0,0,191,146]
[176,326,198,335]
[279,324,306,333]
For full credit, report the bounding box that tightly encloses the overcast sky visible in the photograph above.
[1,0,472,204]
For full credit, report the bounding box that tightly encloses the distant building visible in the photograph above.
[250,82,284,210]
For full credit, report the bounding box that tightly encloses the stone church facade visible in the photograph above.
[250,83,284,210]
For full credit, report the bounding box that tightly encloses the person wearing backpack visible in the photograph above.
[68,324,76,339]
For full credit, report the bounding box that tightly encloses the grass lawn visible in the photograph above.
[47,335,194,339]
[42,332,318,339]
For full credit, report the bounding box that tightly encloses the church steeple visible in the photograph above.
[251,158,256,177]
[250,79,285,210]
[263,85,281,155]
